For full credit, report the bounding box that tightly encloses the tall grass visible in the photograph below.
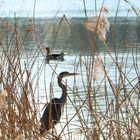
[0,0,140,140]
[0,16,42,139]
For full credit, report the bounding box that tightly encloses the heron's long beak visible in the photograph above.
[68,72,79,76]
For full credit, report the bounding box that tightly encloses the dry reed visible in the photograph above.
[0,0,140,140]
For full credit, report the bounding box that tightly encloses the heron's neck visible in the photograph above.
[58,77,67,105]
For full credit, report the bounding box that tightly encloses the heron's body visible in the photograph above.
[40,71,78,135]
[40,98,61,134]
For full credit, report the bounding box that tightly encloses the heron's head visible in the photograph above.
[58,71,79,79]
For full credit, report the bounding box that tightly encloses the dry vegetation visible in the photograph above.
[0,0,140,140]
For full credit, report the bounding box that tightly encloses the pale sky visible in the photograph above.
[0,0,139,17]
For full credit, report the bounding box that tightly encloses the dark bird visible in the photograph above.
[45,47,64,62]
[40,71,78,135]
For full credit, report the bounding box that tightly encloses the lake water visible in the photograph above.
[0,15,140,139]
[21,48,140,139]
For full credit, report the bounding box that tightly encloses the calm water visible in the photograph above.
[20,48,140,139]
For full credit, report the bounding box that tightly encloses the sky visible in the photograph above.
[0,0,139,17]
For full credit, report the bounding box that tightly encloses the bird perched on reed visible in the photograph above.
[40,71,78,135]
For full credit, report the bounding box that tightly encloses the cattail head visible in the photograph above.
[0,89,7,110]
[85,16,110,42]
[84,7,110,42]
[94,53,105,80]
[27,24,33,33]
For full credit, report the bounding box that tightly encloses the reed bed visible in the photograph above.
[0,18,41,139]
[0,1,140,140]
